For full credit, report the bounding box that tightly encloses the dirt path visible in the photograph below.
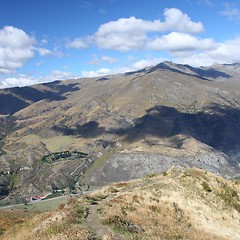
[86,197,127,240]
[85,179,160,239]
[70,159,85,176]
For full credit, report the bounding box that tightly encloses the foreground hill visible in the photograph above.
[1,168,240,239]
[0,61,240,200]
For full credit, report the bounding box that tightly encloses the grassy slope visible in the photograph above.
[80,149,116,184]
[99,168,240,239]
[1,167,239,240]
[19,134,74,152]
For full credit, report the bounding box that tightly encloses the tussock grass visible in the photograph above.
[1,197,92,240]
[99,168,240,240]
[1,168,240,240]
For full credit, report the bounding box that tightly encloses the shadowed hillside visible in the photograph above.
[0,82,80,115]
[52,104,240,155]
[123,104,240,153]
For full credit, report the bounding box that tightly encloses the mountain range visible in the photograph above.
[0,61,240,201]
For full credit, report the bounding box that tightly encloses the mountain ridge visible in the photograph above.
[1,61,239,115]
[0,61,240,200]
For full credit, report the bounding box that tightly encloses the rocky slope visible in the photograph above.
[0,61,240,199]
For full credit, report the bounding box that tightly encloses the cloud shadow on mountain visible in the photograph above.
[96,77,109,81]
[42,82,81,95]
[52,121,106,138]
[121,104,240,154]
[183,65,232,79]
[52,104,240,155]
[0,83,81,115]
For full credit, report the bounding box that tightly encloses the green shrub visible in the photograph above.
[201,181,212,192]
[218,184,239,212]
[0,227,5,235]
[220,185,238,201]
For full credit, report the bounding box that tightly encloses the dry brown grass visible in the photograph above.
[99,168,240,240]
[0,197,92,240]
[0,209,27,237]
[1,168,239,240]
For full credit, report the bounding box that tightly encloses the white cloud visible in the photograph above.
[93,8,204,52]
[99,7,107,14]
[82,57,167,78]
[35,47,52,56]
[220,4,240,22]
[88,55,118,65]
[52,47,65,58]
[65,8,204,52]
[0,76,38,88]
[96,33,144,52]
[132,58,167,69]
[66,37,89,49]
[34,46,64,58]
[147,32,216,52]
[162,8,204,33]
[174,37,240,66]
[40,38,48,45]
[0,70,76,89]
[0,26,35,74]
[128,55,137,61]
[35,60,45,66]
[84,35,240,72]
[49,70,75,80]
[82,68,112,78]
[101,56,118,64]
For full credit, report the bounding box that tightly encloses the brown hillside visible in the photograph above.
[1,168,239,240]
[0,62,240,198]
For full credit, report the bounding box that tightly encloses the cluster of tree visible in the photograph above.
[42,150,88,163]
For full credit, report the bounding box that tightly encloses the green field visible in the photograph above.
[19,134,74,152]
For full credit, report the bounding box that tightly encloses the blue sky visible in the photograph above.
[0,0,240,88]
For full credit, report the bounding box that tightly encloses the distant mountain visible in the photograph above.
[0,62,240,200]
[0,80,80,115]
